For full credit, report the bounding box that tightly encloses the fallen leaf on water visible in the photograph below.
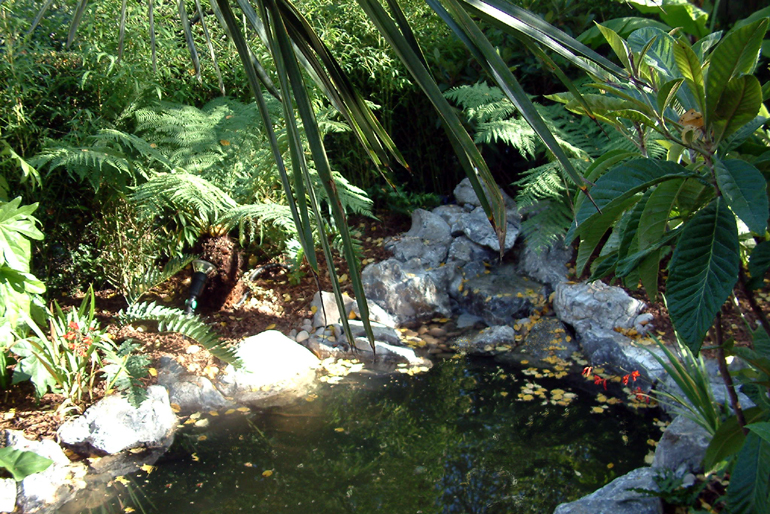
[607,463,614,469]
[237,407,251,413]
[114,476,129,486]
[140,464,155,475]
[225,409,236,415]
[591,407,605,414]
[125,508,135,513]
[192,453,199,462]
[334,427,345,432]
[197,435,207,441]
[262,470,273,477]
[170,403,181,413]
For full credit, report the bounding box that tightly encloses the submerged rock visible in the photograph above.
[457,264,545,326]
[447,325,515,355]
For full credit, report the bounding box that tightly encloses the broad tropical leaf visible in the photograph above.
[666,197,740,354]
[727,432,770,514]
[0,447,53,481]
[714,158,768,235]
[748,241,770,290]
[711,75,763,144]
[705,19,768,127]
[673,39,705,113]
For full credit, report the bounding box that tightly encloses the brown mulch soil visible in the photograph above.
[0,212,412,441]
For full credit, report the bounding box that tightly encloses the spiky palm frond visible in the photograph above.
[125,254,195,306]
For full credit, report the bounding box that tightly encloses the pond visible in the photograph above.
[63,356,661,514]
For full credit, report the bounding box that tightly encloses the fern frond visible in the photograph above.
[120,301,239,365]
[474,118,538,159]
[130,172,238,230]
[126,254,195,306]
[520,200,575,251]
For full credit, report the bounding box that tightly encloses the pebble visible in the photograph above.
[289,329,297,338]
[418,326,429,335]
[186,345,201,354]
[429,327,447,337]
[296,330,310,343]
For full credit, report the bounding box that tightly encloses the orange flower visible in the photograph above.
[68,321,79,331]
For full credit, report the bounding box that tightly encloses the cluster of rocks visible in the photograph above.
[1,178,740,514]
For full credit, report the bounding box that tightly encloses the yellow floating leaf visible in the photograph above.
[339,274,348,283]
[607,463,614,469]
[125,507,135,513]
[192,453,199,462]
[591,407,605,414]
[262,470,273,478]
[244,462,253,467]
[190,412,201,420]
[114,476,129,486]
[209,411,219,417]
[334,427,345,432]
[197,435,207,441]
[499,391,509,397]
[644,452,655,465]
[236,407,251,413]
[520,360,529,365]
[521,394,534,401]
[170,403,181,413]
[225,409,236,415]
[140,464,155,474]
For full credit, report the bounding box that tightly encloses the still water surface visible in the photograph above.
[65,357,659,514]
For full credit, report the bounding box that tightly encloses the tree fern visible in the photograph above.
[119,301,239,365]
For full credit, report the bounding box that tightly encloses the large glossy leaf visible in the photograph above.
[727,432,770,514]
[704,406,766,471]
[715,158,768,235]
[748,241,770,290]
[712,75,763,144]
[569,159,694,242]
[624,0,708,38]
[0,447,53,481]
[578,17,672,49]
[720,116,768,155]
[706,19,768,127]
[747,422,770,446]
[666,197,740,354]
[575,196,640,276]
[596,23,632,72]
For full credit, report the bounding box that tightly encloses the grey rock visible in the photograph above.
[296,330,310,343]
[217,330,319,407]
[387,236,449,268]
[456,312,485,328]
[3,430,84,514]
[311,291,356,328]
[0,478,15,513]
[516,238,573,293]
[431,204,467,228]
[346,320,402,346]
[452,207,519,254]
[362,258,452,326]
[453,177,516,210]
[579,328,641,378]
[447,325,514,355]
[57,386,176,455]
[458,264,545,325]
[653,416,711,475]
[447,236,495,264]
[554,281,646,333]
[157,356,232,412]
[351,339,432,366]
[404,208,453,245]
[553,467,663,514]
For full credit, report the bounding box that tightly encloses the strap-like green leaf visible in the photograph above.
[666,197,740,354]
[596,23,632,72]
[66,0,89,48]
[715,158,768,235]
[178,0,202,83]
[705,19,768,127]
[194,0,226,95]
[727,432,770,514]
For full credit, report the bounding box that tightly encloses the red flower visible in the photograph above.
[622,374,630,385]
[631,370,640,382]
[593,374,602,385]
[82,336,92,346]
[582,366,593,377]
[64,331,77,341]
[68,321,79,331]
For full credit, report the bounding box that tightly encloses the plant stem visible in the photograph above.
[715,311,748,435]
[738,267,770,341]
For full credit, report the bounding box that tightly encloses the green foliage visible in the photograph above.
[630,468,708,508]
[100,339,150,408]
[119,301,238,365]
[556,18,770,354]
[0,447,53,481]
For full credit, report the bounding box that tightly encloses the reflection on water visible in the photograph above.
[63,357,659,514]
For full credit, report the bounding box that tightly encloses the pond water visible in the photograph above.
[64,357,660,514]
